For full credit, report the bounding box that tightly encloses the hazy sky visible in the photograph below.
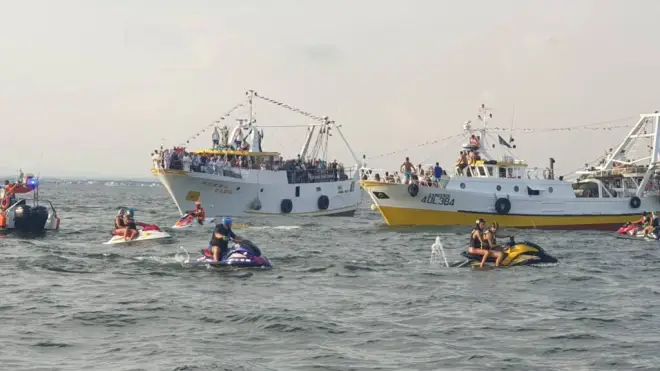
[1,0,660,179]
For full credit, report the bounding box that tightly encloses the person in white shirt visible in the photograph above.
[182,153,192,171]
[212,127,220,149]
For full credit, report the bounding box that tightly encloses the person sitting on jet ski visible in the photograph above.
[642,212,660,238]
[114,208,128,236]
[183,201,206,225]
[123,208,139,241]
[630,212,652,233]
[483,222,514,251]
[468,218,504,268]
[207,217,243,263]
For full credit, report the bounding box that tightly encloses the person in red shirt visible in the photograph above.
[185,201,206,225]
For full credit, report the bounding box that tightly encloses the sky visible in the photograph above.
[1,0,660,179]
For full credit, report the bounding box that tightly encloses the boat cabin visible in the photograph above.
[573,166,654,198]
[458,157,528,179]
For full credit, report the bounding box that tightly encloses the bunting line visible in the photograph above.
[365,122,634,160]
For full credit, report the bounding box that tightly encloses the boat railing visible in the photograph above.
[286,167,354,184]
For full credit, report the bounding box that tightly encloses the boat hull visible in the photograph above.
[154,168,361,217]
[363,180,659,230]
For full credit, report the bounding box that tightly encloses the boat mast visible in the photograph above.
[476,104,494,161]
[600,114,655,170]
[330,117,360,165]
[247,90,255,125]
[299,126,317,160]
[632,113,660,196]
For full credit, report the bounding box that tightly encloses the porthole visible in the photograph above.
[460,183,466,189]
[514,185,519,192]
[496,185,502,191]
[548,186,553,193]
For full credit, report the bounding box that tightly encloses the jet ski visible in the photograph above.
[615,222,660,240]
[453,237,558,268]
[171,214,216,229]
[104,223,171,245]
[184,239,272,268]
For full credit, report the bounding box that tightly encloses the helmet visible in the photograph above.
[117,208,125,216]
[476,218,485,224]
[127,208,135,216]
[222,216,232,226]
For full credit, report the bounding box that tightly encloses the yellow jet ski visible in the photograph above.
[457,237,557,268]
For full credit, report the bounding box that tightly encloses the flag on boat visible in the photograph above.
[498,135,512,148]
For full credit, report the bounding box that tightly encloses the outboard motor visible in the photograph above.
[13,204,49,232]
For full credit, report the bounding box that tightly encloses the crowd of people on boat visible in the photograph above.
[361,135,487,186]
[361,157,446,187]
[150,147,351,183]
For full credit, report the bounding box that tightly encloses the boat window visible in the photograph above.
[295,186,300,197]
[572,182,599,198]
[486,166,494,177]
[478,166,486,177]
[499,167,506,178]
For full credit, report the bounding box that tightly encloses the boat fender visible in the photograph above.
[0,213,5,228]
[280,199,293,214]
[251,198,262,211]
[630,196,641,209]
[495,198,511,214]
[408,183,419,197]
[317,195,329,210]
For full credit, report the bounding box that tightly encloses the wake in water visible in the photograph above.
[430,236,449,268]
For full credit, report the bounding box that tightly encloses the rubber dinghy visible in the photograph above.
[171,214,216,229]
[452,237,558,268]
[615,222,660,241]
[184,239,272,268]
[104,223,171,245]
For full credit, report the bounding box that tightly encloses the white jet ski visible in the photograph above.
[171,214,216,229]
[103,224,171,245]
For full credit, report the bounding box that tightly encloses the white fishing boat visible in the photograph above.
[153,90,362,218]
[361,106,660,230]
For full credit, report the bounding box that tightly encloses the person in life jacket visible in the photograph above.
[631,211,651,233]
[1,181,16,211]
[204,217,243,263]
[123,208,138,241]
[642,212,660,238]
[113,208,127,236]
[183,201,206,225]
[468,218,505,268]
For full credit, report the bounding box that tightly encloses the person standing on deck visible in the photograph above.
[212,127,220,149]
[400,157,415,184]
[433,162,443,182]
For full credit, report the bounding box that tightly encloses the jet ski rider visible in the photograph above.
[642,212,660,238]
[631,211,652,234]
[468,218,504,268]
[114,208,127,236]
[124,208,138,241]
[483,222,513,252]
[184,201,206,225]
[207,217,243,263]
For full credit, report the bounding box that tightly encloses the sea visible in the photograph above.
[1,180,659,371]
